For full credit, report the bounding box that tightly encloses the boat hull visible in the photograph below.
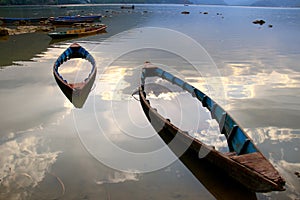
[138,66,285,192]
[53,43,96,108]
[48,25,107,39]
[54,69,96,108]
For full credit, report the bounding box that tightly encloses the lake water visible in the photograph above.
[0,4,300,200]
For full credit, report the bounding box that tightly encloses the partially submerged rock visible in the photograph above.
[0,27,9,36]
[181,11,190,14]
[253,19,266,25]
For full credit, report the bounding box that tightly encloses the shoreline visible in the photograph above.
[0,32,51,67]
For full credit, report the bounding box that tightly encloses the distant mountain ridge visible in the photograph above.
[251,0,276,7]
[254,0,300,7]
[189,0,227,5]
[223,0,300,7]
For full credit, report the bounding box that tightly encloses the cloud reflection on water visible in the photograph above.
[95,171,140,185]
[0,134,61,200]
[247,127,300,144]
[222,70,300,102]
[96,66,128,101]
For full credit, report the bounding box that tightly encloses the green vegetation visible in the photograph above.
[92,0,186,3]
[0,0,54,5]
[0,0,88,5]
[0,0,186,5]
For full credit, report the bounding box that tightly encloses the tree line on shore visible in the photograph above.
[0,0,73,5]
[0,0,187,5]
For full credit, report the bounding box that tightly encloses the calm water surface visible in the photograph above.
[0,4,300,200]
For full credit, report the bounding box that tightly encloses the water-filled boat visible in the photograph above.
[48,24,106,39]
[53,43,96,108]
[138,65,285,192]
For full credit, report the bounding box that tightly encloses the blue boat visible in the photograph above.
[138,65,285,192]
[53,43,96,108]
[48,15,102,25]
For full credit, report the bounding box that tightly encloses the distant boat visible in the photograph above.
[48,15,102,25]
[48,24,107,39]
[120,5,135,9]
[138,65,285,192]
[53,43,96,108]
[0,17,48,25]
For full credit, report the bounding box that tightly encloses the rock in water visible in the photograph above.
[253,19,266,25]
[0,28,9,36]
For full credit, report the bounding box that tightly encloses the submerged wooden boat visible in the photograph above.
[53,43,96,108]
[138,65,285,192]
[48,24,107,39]
[48,15,102,25]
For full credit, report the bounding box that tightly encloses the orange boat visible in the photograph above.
[48,24,106,39]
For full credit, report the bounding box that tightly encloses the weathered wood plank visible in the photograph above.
[231,152,283,183]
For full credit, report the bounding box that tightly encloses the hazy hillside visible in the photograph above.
[189,0,227,5]
[263,0,300,7]
[251,0,277,7]
[225,0,300,7]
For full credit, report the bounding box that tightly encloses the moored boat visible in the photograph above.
[138,65,285,192]
[120,5,135,9]
[48,15,102,25]
[48,24,107,39]
[53,43,96,108]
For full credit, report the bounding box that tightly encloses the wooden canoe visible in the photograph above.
[48,24,107,39]
[53,43,96,108]
[138,65,285,192]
